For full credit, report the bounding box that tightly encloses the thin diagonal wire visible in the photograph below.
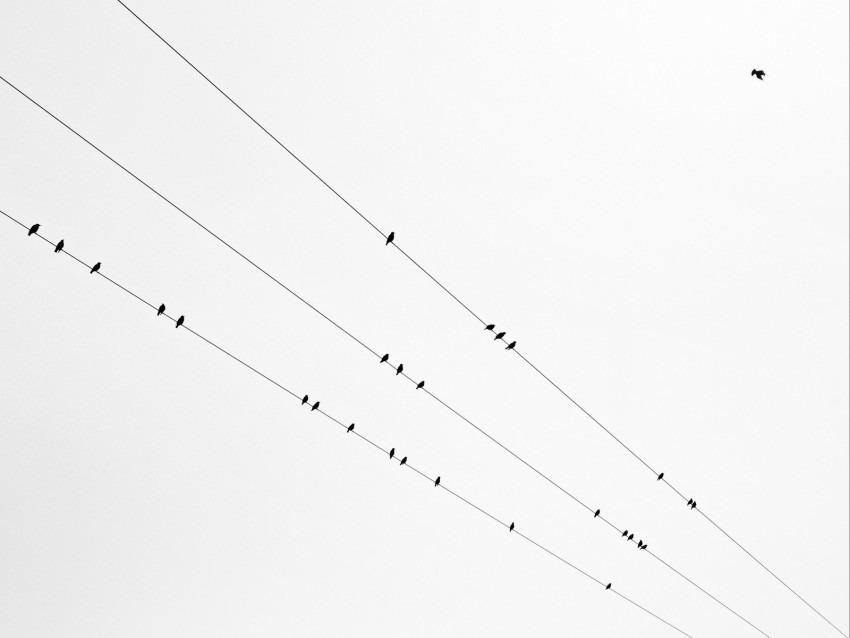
[0,80,772,637]
[105,6,845,632]
[1,208,694,638]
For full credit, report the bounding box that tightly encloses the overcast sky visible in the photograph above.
[0,1,847,637]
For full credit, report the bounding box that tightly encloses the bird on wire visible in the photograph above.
[434,476,440,487]
[157,303,166,316]
[302,394,309,405]
[505,341,516,350]
[751,69,766,80]
[385,232,395,246]
[687,498,693,507]
[657,472,664,481]
[175,315,184,329]
[416,381,425,390]
[27,223,40,236]
[485,324,495,331]
[627,533,634,541]
[90,262,101,274]
[622,530,628,538]
[594,509,601,518]
[509,522,515,532]
[400,456,407,467]
[311,401,320,412]
[389,448,395,460]
[690,501,697,510]
[396,363,404,376]
[494,331,506,341]
[606,583,612,591]
[380,354,389,364]
[641,544,648,551]
[54,240,64,254]
[347,423,355,433]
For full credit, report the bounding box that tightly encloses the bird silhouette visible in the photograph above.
[175,315,185,329]
[385,231,395,245]
[627,533,634,541]
[505,341,516,350]
[657,472,664,481]
[399,456,407,466]
[90,262,101,274]
[509,522,515,532]
[494,331,506,340]
[347,423,355,433]
[380,354,389,364]
[690,501,697,510]
[485,324,495,331]
[434,476,440,487]
[27,223,40,236]
[389,448,395,460]
[594,509,600,518]
[54,240,64,253]
[622,530,628,538]
[637,541,643,549]
[751,69,766,80]
[416,381,425,390]
[641,544,648,551]
[302,395,309,405]
[606,583,612,591]
[396,363,404,375]
[311,401,320,411]
[687,498,693,507]
[157,304,166,316]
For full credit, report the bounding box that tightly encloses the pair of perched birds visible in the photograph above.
[155,304,184,328]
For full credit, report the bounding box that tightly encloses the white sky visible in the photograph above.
[0,1,847,637]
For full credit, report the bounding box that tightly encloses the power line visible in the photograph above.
[0,78,772,638]
[106,5,849,635]
[0,208,696,638]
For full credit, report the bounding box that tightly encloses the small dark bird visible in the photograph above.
[641,544,648,551]
[399,456,407,466]
[347,423,355,433]
[637,541,643,549]
[302,395,309,405]
[380,354,389,364]
[657,472,664,481]
[90,262,101,274]
[157,304,166,316]
[751,69,766,80]
[606,583,611,591]
[690,501,697,510]
[175,315,184,329]
[396,363,404,375]
[27,223,40,236]
[494,331,506,340]
[385,231,395,245]
[485,324,495,331]
[505,341,516,350]
[54,240,64,253]
[622,530,628,538]
[594,509,600,518]
[509,522,515,532]
[627,533,634,541]
[434,476,441,487]
[687,498,693,507]
[389,448,395,460]
[311,401,320,411]
[416,380,425,390]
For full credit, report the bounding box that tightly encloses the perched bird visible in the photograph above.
[621,530,628,538]
[494,331,506,340]
[485,324,495,331]
[302,395,309,405]
[637,541,643,549]
[311,401,320,412]
[175,315,185,329]
[641,544,648,551]
[347,423,355,433]
[509,522,515,532]
[687,498,693,507]
[690,501,697,510]
[657,472,664,481]
[54,240,64,254]
[380,354,389,364]
[27,223,40,236]
[605,583,612,591]
[89,262,101,274]
[751,69,766,80]
[157,304,166,316]
[594,509,601,518]
[399,456,407,466]
[389,448,395,460]
[416,381,425,390]
[396,363,404,376]
[385,231,395,245]
[434,476,441,487]
[505,341,516,350]
[627,533,634,541]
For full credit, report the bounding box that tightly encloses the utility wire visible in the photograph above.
[106,5,850,635]
[0,207,696,638]
[0,78,772,638]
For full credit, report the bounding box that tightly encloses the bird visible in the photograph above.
[505,341,516,350]
[485,324,495,331]
[347,423,355,433]
[637,540,643,549]
[627,533,634,541]
[494,331,506,340]
[54,240,64,253]
[606,583,611,591]
[434,476,441,487]
[27,223,40,236]
[380,354,389,364]
[690,501,697,510]
[385,231,395,245]
[175,315,184,329]
[594,509,601,518]
[621,530,628,538]
[396,363,404,375]
[311,401,320,411]
[509,522,515,532]
[416,381,425,390]
[389,448,395,460]
[687,498,693,507]
[399,456,407,466]
[641,544,648,551]
[157,304,166,316]
[89,262,101,274]
[302,395,309,405]
[657,472,664,481]
[751,69,766,80]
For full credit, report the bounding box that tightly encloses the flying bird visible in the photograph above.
[347,423,355,433]
[494,331,506,340]
[416,381,425,390]
[396,363,404,375]
[509,522,515,532]
[175,315,185,329]
[302,395,309,405]
[89,262,101,274]
[311,401,320,411]
[399,456,407,466]
[380,354,389,364]
[657,472,664,481]
[605,583,611,591]
[157,304,166,316]
[485,324,495,331]
[594,509,600,518]
[27,223,40,236]
[434,476,440,487]
[54,240,64,253]
[385,231,395,245]
[505,341,516,350]
[627,533,634,541]
[751,69,766,80]
[622,530,628,538]
[389,448,395,460]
